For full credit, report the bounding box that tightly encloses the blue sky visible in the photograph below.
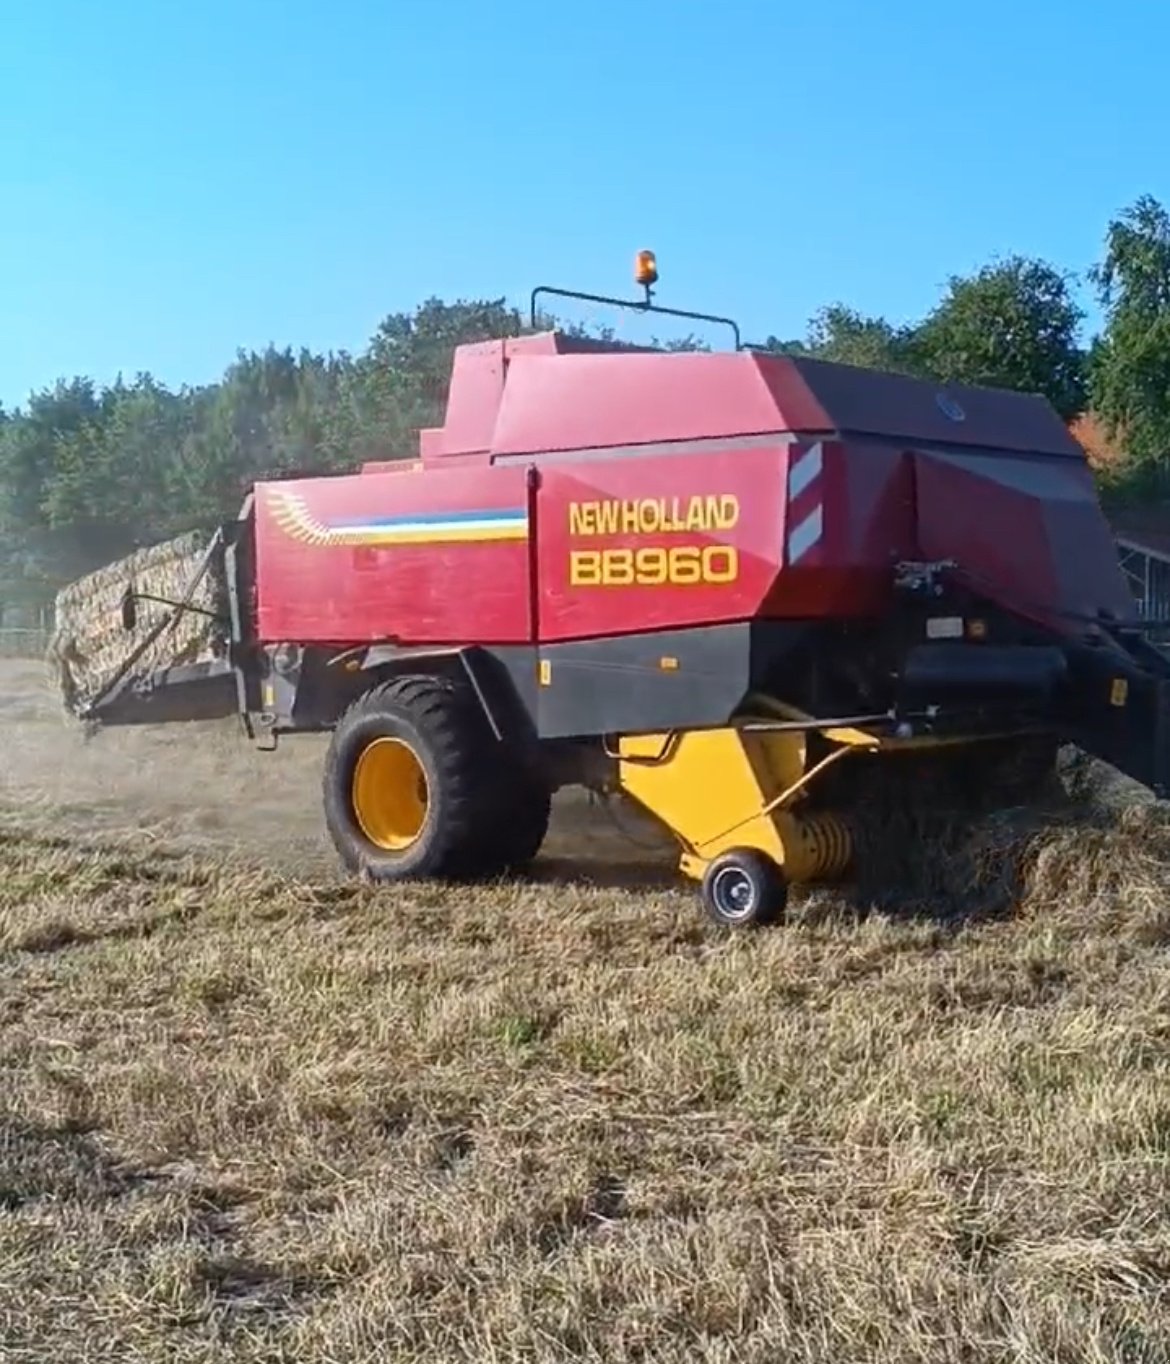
[1,0,1165,410]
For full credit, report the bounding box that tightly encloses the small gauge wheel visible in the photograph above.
[700,848,788,928]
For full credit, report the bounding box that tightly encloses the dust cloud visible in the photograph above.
[0,658,670,883]
[1,657,337,874]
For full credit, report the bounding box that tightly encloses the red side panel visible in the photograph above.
[912,449,1134,626]
[253,465,532,644]
[761,439,916,619]
[844,443,917,569]
[534,445,789,642]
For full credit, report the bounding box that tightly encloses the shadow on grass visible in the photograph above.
[0,1114,164,1209]
[11,899,205,956]
[526,854,679,894]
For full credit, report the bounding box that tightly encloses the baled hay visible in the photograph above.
[1018,801,1170,925]
[45,530,230,717]
[849,763,1170,923]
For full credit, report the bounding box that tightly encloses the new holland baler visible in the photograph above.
[54,269,1170,927]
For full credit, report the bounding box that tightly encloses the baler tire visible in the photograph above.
[462,756,551,878]
[496,775,552,874]
[322,674,497,883]
[700,848,788,929]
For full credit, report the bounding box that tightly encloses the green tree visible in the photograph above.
[912,256,1087,418]
[0,378,102,529]
[814,304,918,371]
[761,304,920,373]
[0,378,131,585]
[42,373,193,545]
[174,347,350,521]
[1088,194,1170,485]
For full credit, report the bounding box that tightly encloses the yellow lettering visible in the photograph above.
[596,501,619,535]
[637,546,668,584]
[703,545,737,582]
[569,549,602,585]
[568,492,741,538]
[568,545,738,586]
[608,548,635,584]
[670,545,702,584]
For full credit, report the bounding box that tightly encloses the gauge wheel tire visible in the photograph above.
[700,848,788,929]
[323,674,498,883]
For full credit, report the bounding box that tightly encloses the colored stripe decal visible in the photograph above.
[330,508,527,529]
[265,487,528,547]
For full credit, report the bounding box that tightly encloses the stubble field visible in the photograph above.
[2,655,1170,1363]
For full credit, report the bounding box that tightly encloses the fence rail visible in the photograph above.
[1117,540,1170,627]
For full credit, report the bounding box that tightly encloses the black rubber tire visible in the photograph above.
[700,848,788,929]
[495,772,552,874]
[322,674,498,883]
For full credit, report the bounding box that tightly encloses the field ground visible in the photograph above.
[3,656,1170,1362]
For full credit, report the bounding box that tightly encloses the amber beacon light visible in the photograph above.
[634,249,658,301]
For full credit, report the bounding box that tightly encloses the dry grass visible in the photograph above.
[3,660,1170,1362]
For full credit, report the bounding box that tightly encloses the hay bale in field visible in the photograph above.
[46,531,231,717]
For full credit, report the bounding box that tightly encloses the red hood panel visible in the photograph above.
[912,448,1134,627]
[777,355,1086,457]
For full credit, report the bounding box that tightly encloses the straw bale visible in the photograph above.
[45,530,230,716]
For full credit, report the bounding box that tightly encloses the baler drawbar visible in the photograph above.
[56,261,1170,927]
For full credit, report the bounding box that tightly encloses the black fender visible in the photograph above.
[255,640,541,751]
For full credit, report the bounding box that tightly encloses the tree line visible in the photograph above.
[3,193,1170,606]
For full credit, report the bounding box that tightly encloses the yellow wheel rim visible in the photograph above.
[351,737,429,851]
